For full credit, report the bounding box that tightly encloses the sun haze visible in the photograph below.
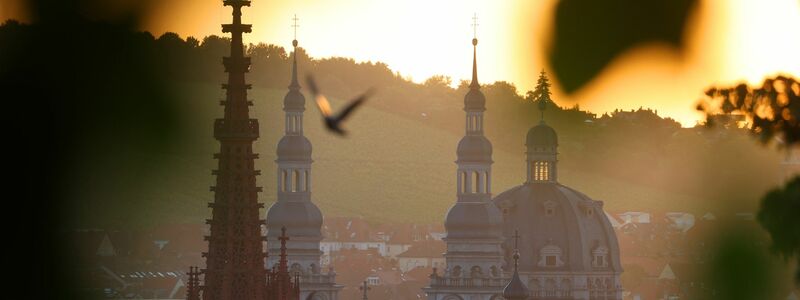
[7,0,798,126]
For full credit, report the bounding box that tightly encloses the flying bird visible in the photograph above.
[306,75,373,136]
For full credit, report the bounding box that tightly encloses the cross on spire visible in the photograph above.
[512,229,521,249]
[291,14,300,41]
[471,13,479,39]
[360,280,371,300]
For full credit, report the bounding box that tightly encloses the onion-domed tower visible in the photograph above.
[493,71,623,300]
[425,17,507,300]
[503,231,530,300]
[265,28,341,300]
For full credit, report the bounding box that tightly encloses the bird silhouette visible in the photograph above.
[306,75,373,136]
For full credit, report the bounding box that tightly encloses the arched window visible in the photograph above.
[281,170,288,192]
[304,170,309,191]
[533,161,551,181]
[462,171,469,193]
[293,170,300,192]
[474,171,480,193]
[545,278,557,293]
[484,171,490,193]
[451,266,462,278]
[470,266,482,278]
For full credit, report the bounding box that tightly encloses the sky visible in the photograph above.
[4,0,800,126]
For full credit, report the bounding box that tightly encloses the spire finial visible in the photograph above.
[469,14,479,89]
[289,15,300,89]
[472,13,479,41]
[291,14,299,44]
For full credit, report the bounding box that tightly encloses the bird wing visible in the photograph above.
[316,95,332,117]
[306,75,332,117]
[334,89,374,122]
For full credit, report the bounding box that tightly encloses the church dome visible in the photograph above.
[526,122,558,147]
[503,268,530,300]
[266,200,323,237]
[283,89,305,111]
[457,135,493,162]
[492,183,622,273]
[277,135,312,161]
[444,202,503,239]
[464,89,486,111]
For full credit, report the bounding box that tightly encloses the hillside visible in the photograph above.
[74,84,718,228]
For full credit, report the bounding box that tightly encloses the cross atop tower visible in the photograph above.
[292,14,300,41]
[279,226,290,246]
[512,229,522,269]
[471,13,479,39]
[360,280,371,300]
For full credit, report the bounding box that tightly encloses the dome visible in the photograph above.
[283,89,305,111]
[266,200,323,237]
[457,136,492,162]
[444,202,503,239]
[463,88,486,111]
[277,135,312,161]
[526,122,558,147]
[492,183,623,273]
[502,268,530,300]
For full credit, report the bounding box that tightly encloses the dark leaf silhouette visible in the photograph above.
[550,0,698,93]
[757,176,800,283]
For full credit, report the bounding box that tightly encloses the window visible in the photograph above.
[461,171,468,193]
[546,255,556,266]
[484,171,490,193]
[538,244,563,267]
[281,170,288,192]
[304,170,309,191]
[592,245,609,267]
[544,200,557,216]
[595,255,605,267]
[451,266,462,278]
[293,170,300,192]
[532,161,551,181]
[474,171,480,193]
[470,266,482,278]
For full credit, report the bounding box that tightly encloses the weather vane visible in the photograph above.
[471,13,479,39]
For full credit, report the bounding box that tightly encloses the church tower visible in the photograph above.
[265,19,342,300]
[526,71,558,183]
[425,16,507,300]
[202,1,267,299]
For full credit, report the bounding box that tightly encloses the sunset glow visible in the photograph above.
[159,0,800,127]
[5,0,799,126]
